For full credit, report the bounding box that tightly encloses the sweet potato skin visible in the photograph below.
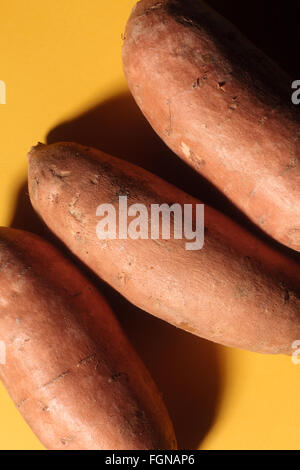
[122,0,300,251]
[0,227,176,450]
[28,142,300,355]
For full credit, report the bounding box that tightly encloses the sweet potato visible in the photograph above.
[0,227,176,450]
[122,0,300,251]
[28,142,300,354]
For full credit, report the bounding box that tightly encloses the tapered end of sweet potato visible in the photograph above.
[28,142,46,159]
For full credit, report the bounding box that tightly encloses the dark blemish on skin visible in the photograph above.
[117,272,129,286]
[61,437,74,446]
[43,370,70,389]
[76,353,97,368]
[144,2,163,14]
[229,103,238,111]
[18,266,32,277]
[90,175,100,184]
[179,16,196,27]
[71,292,82,298]
[192,77,201,88]
[197,151,206,164]
[259,116,268,126]
[134,409,147,424]
[195,158,206,170]
[284,290,290,303]
[153,239,168,249]
[75,232,82,242]
[218,81,226,90]
[109,372,129,383]
[281,157,298,176]
[17,398,28,409]
[50,167,71,179]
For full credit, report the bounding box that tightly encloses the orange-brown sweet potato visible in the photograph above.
[28,142,300,354]
[0,227,176,450]
[122,0,300,251]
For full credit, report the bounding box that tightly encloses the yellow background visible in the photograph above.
[0,0,299,450]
